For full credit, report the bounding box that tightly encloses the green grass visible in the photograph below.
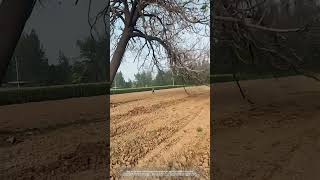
[196,127,203,132]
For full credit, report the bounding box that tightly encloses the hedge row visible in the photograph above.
[0,84,185,106]
[111,85,185,94]
[211,72,299,83]
[0,82,110,106]
[211,74,234,83]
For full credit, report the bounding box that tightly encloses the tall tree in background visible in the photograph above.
[154,70,174,86]
[112,71,126,88]
[134,71,153,87]
[47,50,72,84]
[76,36,107,82]
[71,60,88,83]
[124,79,133,88]
[4,29,50,83]
[18,29,49,82]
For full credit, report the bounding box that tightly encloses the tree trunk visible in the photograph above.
[110,29,131,84]
[0,0,35,85]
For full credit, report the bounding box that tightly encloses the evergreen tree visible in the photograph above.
[4,29,50,83]
[112,71,126,88]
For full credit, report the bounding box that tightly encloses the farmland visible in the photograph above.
[110,86,210,179]
[0,86,209,179]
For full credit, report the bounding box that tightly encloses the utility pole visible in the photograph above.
[15,56,20,89]
[171,71,175,86]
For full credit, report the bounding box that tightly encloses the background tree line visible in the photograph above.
[3,29,209,88]
[3,29,107,86]
[112,59,210,89]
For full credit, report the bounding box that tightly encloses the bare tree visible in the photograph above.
[108,0,210,84]
[213,0,320,103]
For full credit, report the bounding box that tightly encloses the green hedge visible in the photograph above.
[0,84,185,106]
[0,82,110,106]
[211,74,234,83]
[111,85,185,94]
[211,72,299,83]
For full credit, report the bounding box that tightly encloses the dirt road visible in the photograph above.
[214,75,320,180]
[0,86,210,179]
[0,95,108,180]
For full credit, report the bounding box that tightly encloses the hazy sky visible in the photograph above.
[24,0,106,63]
[113,31,210,81]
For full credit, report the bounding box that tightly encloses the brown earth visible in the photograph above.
[0,86,210,180]
[110,86,210,179]
[214,75,320,180]
[0,95,109,180]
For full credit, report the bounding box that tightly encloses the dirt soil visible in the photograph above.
[0,86,210,180]
[214,75,320,180]
[0,95,108,180]
[110,86,210,179]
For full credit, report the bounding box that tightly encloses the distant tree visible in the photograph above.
[112,71,126,88]
[47,64,58,84]
[71,60,88,83]
[47,50,72,84]
[4,29,49,83]
[191,59,209,84]
[76,36,107,82]
[2,57,16,83]
[124,79,133,88]
[134,71,153,87]
[154,70,173,86]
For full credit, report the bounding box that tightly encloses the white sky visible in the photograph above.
[117,31,210,81]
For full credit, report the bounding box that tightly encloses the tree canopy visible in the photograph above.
[109,0,210,84]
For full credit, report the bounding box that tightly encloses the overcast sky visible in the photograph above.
[24,0,106,63]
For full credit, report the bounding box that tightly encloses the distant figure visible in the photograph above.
[152,87,155,94]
